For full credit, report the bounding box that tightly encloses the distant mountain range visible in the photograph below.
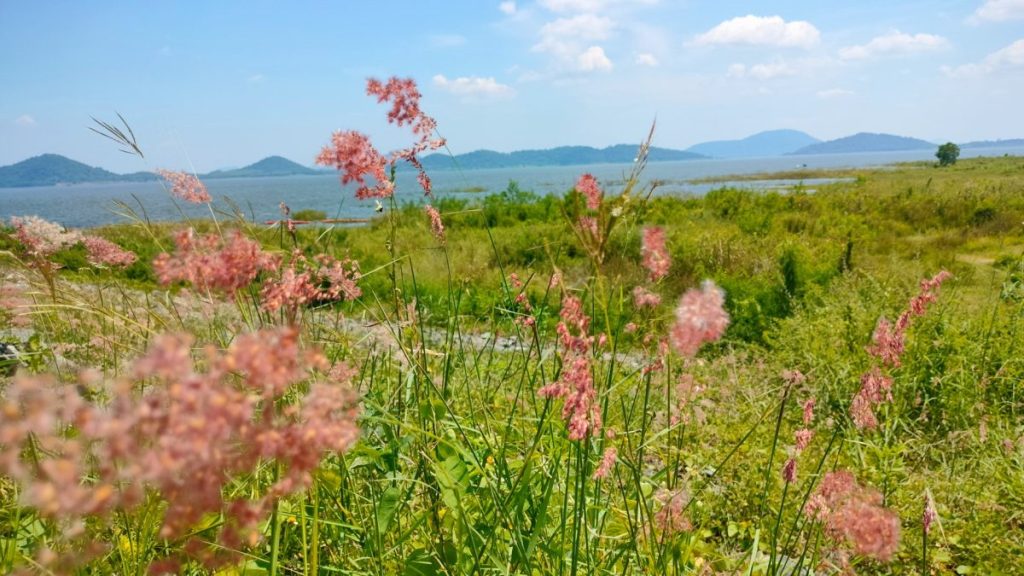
[3,132,1024,188]
[417,144,704,171]
[685,129,820,158]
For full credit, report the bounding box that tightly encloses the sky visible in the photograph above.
[1,0,1023,173]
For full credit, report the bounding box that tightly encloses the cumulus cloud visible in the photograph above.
[970,0,1024,22]
[432,74,515,97]
[14,114,35,127]
[538,0,657,12]
[817,88,854,98]
[727,61,798,80]
[694,15,820,49]
[635,52,659,66]
[942,38,1024,77]
[499,1,517,15]
[577,46,614,71]
[839,31,948,60]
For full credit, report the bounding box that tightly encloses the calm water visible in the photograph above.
[2,147,1022,229]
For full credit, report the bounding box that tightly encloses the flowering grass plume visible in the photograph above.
[853,270,952,429]
[155,169,212,203]
[669,280,730,357]
[425,204,445,244]
[9,215,80,259]
[592,446,617,480]
[632,285,661,308]
[81,235,137,267]
[261,251,362,320]
[0,327,359,571]
[153,228,278,294]
[805,470,901,562]
[641,227,670,282]
[575,173,603,210]
[539,294,602,440]
[318,77,444,199]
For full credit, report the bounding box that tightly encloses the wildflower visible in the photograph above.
[794,428,814,452]
[641,227,671,282]
[592,446,617,480]
[539,294,601,440]
[81,235,137,267]
[425,204,445,244]
[315,130,394,199]
[261,252,361,320]
[153,229,278,294]
[632,285,662,308]
[155,169,211,203]
[851,367,893,430]
[782,457,797,483]
[923,492,937,536]
[654,487,693,536]
[805,470,901,562]
[575,173,603,210]
[9,215,80,258]
[669,280,730,357]
[802,397,816,425]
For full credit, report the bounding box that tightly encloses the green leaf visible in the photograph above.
[402,548,442,576]
[376,486,403,536]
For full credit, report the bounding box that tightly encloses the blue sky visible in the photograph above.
[1,0,1022,172]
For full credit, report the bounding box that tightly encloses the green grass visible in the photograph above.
[1,156,1024,574]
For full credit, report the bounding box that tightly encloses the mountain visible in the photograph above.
[0,154,158,188]
[686,130,820,158]
[961,139,1024,149]
[203,156,318,178]
[418,144,704,170]
[791,133,935,155]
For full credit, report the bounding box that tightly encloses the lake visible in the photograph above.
[3,147,1022,229]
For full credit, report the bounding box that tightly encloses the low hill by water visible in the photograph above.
[791,132,935,155]
[204,156,319,178]
[418,144,705,170]
[0,154,157,188]
[685,129,820,158]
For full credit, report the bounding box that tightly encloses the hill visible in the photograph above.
[686,129,819,158]
[203,156,318,178]
[961,139,1024,149]
[417,145,704,170]
[0,154,158,188]
[791,132,935,155]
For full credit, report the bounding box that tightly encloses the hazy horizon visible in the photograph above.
[2,1,1022,173]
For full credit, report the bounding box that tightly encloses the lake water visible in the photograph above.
[2,147,1022,229]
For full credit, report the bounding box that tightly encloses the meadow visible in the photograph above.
[2,78,1024,575]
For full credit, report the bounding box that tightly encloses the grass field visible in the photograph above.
[3,127,1024,574]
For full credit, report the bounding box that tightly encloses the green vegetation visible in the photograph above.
[937,142,961,167]
[2,155,1024,574]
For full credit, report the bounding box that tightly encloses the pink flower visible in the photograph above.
[654,487,693,536]
[81,235,137,267]
[9,215,80,258]
[632,285,662,308]
[794,428,814,452]
[851,367,893,430]
[575,173,603,210]
[316,130,394,199]
[539,294,601,440]
[669,280,730,357]
[641,227,671,282]
[261,252,361,320]
[802,397,816,425]
[805,470,901,562]
[155,169,212,203]
[782,457,797,483]
[153,229,278,294]
[425,204,445,244]
[592,446,617,480]
[923,492,937,536]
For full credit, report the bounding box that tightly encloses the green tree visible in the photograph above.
[936,142,960,167]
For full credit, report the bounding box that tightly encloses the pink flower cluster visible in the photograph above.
[539,295,602,440]
[805,470,901,562]
[669,280,730,357]
[653,487,693,536]
[0,327,360,571]
[318,77,445,200]
[81,235,137,267]
[575,173,603,210]
[425,204,445,244]
[641,227,671,282]
[783,395,816,483]
[853,270,952,430]
[261,251,362,320]
[9,215,80,258]
[592,446,617,480]
[509,272,536,327]
[632,285,661,308]
[155,169,212,203]
[153,228,278,294]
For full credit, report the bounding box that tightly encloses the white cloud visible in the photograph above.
[14,114,35,127]
[942,38,1024,77]
[433,74,515,97]
[971,0,1024,22]
[538,0,657,12]
[577,46,613,71]
[817,88,855,98]
[635,52,659,66]
[694,15,820,49]
[430,34,467,47]
[247,74,265,83]
[839,31,948,60]
[499,1,517,15]
[727,61,798,80]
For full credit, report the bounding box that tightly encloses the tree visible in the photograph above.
[936,142,960,167]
